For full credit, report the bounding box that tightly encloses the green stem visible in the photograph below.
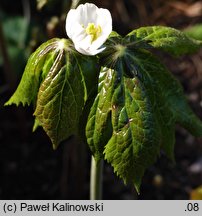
[90,156,103,200]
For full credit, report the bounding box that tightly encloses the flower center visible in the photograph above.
[85,23,102,43]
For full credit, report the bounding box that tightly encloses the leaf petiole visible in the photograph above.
[90,156,103,200]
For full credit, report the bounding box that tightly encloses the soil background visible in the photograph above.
[0,0,202,199]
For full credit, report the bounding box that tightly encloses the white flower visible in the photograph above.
[65,3,112,55]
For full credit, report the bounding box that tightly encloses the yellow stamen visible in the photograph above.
[85,23,102,43]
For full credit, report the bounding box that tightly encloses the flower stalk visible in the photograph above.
[90,156,103,200]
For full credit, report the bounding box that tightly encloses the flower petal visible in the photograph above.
[75,44,106,56]
[65,3,112,55]
[97,8,112,28]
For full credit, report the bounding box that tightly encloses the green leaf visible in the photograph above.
[124,50,176,160]
[76,54,100,101]
[32,118,42,132]
[104,69,160,192]
[34,51,83,148]
[94,37,202,190]
[5,38,61,106]
[86,64,161,191]
[127,26,202,56]
[34,51,99,149]
[74,55,100,142]
[184,24,202,41]
[6,38,100,149]
[108,31,121,39]
[86,67,114,161]
[123,49,202,158]
[136,50,202,136]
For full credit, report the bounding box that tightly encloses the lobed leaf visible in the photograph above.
[135,51,202,136]
[5,38,61,106]
[34,51,86,149]
[6,38,100,149]
[86,67,114,161]
[34,52,100,149]
[127,26,202,56]
[104,69,160,192]
[123,49,202,158]
[92,36,202,191]
[86,64,161,191]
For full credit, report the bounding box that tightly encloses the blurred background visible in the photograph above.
[0,0,202,199]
